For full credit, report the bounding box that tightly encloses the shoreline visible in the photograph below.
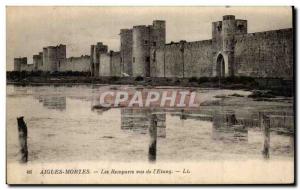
[6,73,294,97]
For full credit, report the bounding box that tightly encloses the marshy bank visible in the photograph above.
[7,71,294,97]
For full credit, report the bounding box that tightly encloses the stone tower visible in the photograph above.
[14,57,26,72]
[120,29,133,76]
[41,44,66,72]
[90,45,95,76]
[151,20,166,48]
[132,25,151,77]
[212,15,247,77]
[32,52,43,71]
[150,20,166,77]
[131,20,166,77]
[56,44,66,70]
[33,54,40,71]
[90,42,108,77]
[42,47,48,71]
[47,46,57,72]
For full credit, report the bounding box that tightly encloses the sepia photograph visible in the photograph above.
[5,6,294,184]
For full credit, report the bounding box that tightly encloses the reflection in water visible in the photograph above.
[212,124,248,143]
[212,110,248,143]
[149,114,158,162]
[120,108,166,162]
[36,96,66,111]
[179,109,186,128]
[260,112,294,159]
[90,95,112,114]
[121,108,166,138]
[7,85,294,163]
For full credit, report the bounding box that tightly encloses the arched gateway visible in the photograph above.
[216,54,225,78]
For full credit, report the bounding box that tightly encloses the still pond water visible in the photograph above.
[7,85,294,163]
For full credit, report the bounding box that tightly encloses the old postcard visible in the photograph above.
[6,6,294,184]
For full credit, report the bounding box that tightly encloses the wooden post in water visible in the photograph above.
[259,112,263,128]
[262,114,270,159]
[226,112,237,127]
[149,114,157,162]
[180,109,187,120]
[17,116,28,163]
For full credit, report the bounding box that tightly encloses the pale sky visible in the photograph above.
[6,6,293,70]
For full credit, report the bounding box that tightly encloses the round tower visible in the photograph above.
[14,58,21,71]
[57,44,66,70]
[120,29,133,76]
[47,46,57,72]
[42,47,48,71]
[93,45,99,77]
[222,15,236,76]
[132,25,150,77]
[38,52,43,71]
[33,55,39,71]
[222,15,236,52]
[90,45,95,76]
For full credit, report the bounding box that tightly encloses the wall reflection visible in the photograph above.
[35,95,66,111]
[212,110,248,143]
[120,108,166,138]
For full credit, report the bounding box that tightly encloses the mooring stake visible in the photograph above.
[17,116,28,163]
[261,114,270,159]
[149,114,157,162]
